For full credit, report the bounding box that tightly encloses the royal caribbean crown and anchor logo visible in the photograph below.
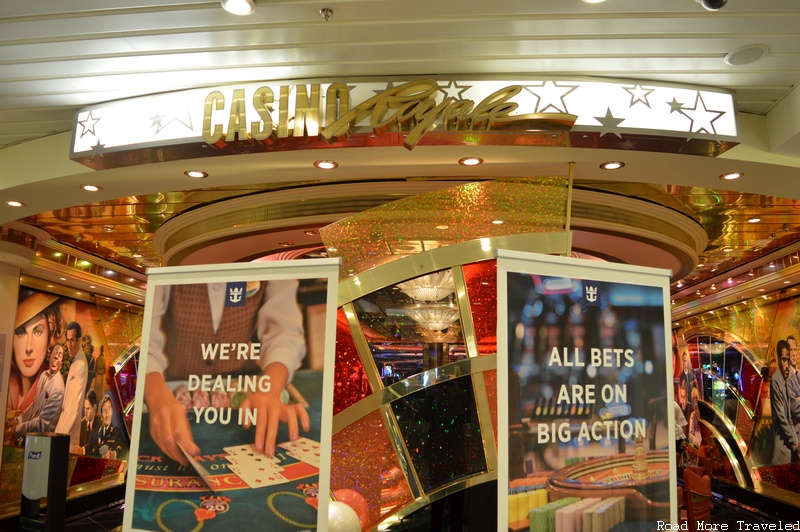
[225,282,247,307]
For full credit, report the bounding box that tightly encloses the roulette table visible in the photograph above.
[545,450,671,521]
[130,371,323,532]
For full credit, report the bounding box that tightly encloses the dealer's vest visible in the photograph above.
[162,282,268,380]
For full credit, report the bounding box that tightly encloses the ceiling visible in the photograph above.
[2,0,800,317]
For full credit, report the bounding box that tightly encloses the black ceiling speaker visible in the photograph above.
[700,0,727,10]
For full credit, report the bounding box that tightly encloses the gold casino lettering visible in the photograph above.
[202,79,576,150]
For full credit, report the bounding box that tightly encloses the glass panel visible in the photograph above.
[390,376,487,493]
[354,268,465,384]
[331,410,414,529]
[333,309,371,414]
[739,357,762,412]
[483,370,498,448]
[462,260,498,354]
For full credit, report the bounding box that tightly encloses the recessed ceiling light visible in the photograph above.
[724,44,768,66]
[582,0,606,3]
[723,247,732,252]
[719,172,743,180]
[221,0,255,15]
[314,160,338,170]
[81,184,102,192]
[185,170,208,179]
[747,216,761,223]
[5,200,25,207]
[600,161,625,170]
[436,224,450,230]
[278,241,294,247]
[458,157,484,166]
[304,229,320,236]
[491,220,504,225]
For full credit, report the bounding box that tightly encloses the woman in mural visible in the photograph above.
[5,343,66,446]
[7,292,66,415]
[688,387,703,448]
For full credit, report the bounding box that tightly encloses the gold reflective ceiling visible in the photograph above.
[20,178,800,305]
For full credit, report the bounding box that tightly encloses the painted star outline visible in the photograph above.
[623,84,655,108]
[523,81,579,114]
[78,111,101,138]
[593,108,625,138]
[437,80,472,102]
[680,92,726,135]
[150,108,194,135]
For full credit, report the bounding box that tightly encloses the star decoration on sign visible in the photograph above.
[593,108,625,138]
[437,81,472,101]
[88,140,106,162]
[623,85,655,108]
[667,97,685,114]
[78,111,101,138]
[150,108,194,135]
[523,81,578,114]
[375,81,398,95]
[681,92,726,134]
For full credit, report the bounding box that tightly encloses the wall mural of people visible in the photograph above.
[4,288,131,463]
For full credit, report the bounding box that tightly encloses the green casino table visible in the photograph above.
[131,371,323,532]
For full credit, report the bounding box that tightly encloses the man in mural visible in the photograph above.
[55,321,89,449]
[682,351,695,404]
[144,280,309,465]
[75,389,100,450]
[6,343,66,445]
[76,394,125,460]
[787,335,800,443]
[771,339,799,463]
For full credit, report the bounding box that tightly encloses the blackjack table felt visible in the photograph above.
[131,370,323,532]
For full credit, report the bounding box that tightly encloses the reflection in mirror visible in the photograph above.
[112,343,139,437]
[355,268,465,386]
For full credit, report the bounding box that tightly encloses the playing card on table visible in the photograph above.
[223,444,287,489]
[277,437,321,467]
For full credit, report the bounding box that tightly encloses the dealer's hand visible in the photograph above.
[144,372,200,465]
[240,363,310,457]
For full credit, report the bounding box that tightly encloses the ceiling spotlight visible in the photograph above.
[747,216,761,223]
[278,241,294,247]
[185,170,208,179]
[697,0,727,10]
[313,160,338,169]
[319,8,333,21]
[221,0,255,15]
[458,156,484,166]
[81,184,102,192]
[719,172,743,180]
[5,200,25,207]
[581,0,606,3]
[600,161,624,170]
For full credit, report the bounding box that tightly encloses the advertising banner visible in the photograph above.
[497,250,675,530]
[123,260,339,532]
